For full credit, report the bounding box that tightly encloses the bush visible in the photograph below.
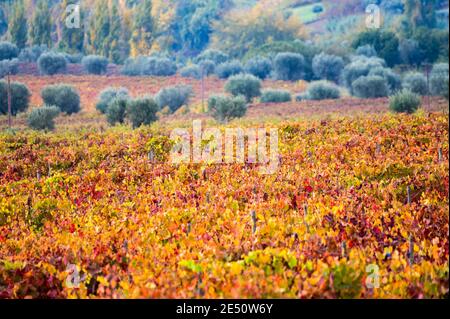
[312,52,344,82]
[430,63,449,98]
[399,39,421,66]
[402,72,428,96]
[0,42,19,61]
[273,52,305,81]
[306,81,341,100]
[260,89,292,103]
[195,49,229,65]
[0,80,31,115]
[0,58,19,78]
[208,95,247,122]
[352,30,400,67]
[313,4,323,13]
[127,97,159,128]
[38,52,67,75]
[27,106,60,131]
[342,56,385,92]
[216,60,243,79]
[121,56,177,76]
[82,55,109,75]
[96,87,130,114]
[245,57,272,79]
[18,45,48,62]
[352,75,389,98]
[180,65,202,79]
[225,74,262,102]
[389,89,421,114]
[41,84,80,114]
[155,85,192,113]
[63,53,84,64]
[106,98,128,126]
[368,67,401,93]
[198,59,215,76]
[355,45,377,57]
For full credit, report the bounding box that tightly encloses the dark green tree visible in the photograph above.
[9,0,28,49]
[30,0,52,47]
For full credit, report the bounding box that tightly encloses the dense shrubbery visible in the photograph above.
[352,30,400,66]
[180,65,202,79]
[122,56,177,76]
[342,56,385,92]
[208,95,247,122]
[352,75,389,98]
[0,42,19,61]
[0,58,19,78]
[106,98,128,126]
[155,85,192,113]
[225,74,262,102]
[41,84,80,114]
[127,97,159,128]
[27,106,60,131]
[63,53,84,64]
[0,80,30,115]
[216,60,243,79]
[430,63,449,99]
[312,52,344,82]
[273,52,305,81]
[368,66,402,93]
[355,45,377,57]
[38,52,67,75]
[245,57,272,79]
[306,81,341,100]
[195,49,229,65]
[389,89,421,114]
[18,45,47,62]
[82,55,109,75]
[402,72,428,96]
[198,60,216,76]
[96,87,130,114]
[260,89,292,103]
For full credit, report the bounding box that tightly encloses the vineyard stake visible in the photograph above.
[7,72,12,129]
[251,210,257,234]
[341,241,347,258]
[407,186,411,205]
[408,234,414,265]
[148,150,155,163]
[438,148,443,162]
[303,204,310,234]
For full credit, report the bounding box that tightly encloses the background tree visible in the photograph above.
[59,0,85,53]
[130,0,154,56]
[9,0,27,49]
[30,0,52,47]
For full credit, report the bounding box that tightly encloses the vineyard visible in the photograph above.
[0,107,448,298]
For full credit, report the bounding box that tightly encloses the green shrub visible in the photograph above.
[352,75,389,98]
[106,98,128,126]
[82,55,109,75]
[0,42,19,61]
[312,52,344,82]
[18,45,48,62]
[198,59,215,76]
[368,66,401,93]
[208,95,247,123]
[195,49,229,65]
[27,106,60,131]
[216,60,243,79]
[306,81,341,100]
[37,52,67,75]
[180,65,202,79]
[41,84,80,114]
[342,56,385,91]
[0,80,31,115]
[0,58,19,78]
[273,52,305,81]
[260,89,292,103]
[155,85,192,113]
[355,45,377,57]
[245,57,272,79]
[225,74,262,102]
[389,89,421,114]
[126,97,159,128]
[63,53,84,64]
[402,72,428,96]
[430,63,449,98]
[96,87,130,114]
[121,56,177,76]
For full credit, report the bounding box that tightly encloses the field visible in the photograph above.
[0,74,449,299]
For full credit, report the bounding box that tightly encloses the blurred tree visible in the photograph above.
[9,0,28,49]
[59,0,85,53]
[130,0,154,56]
[30,0,52,47]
